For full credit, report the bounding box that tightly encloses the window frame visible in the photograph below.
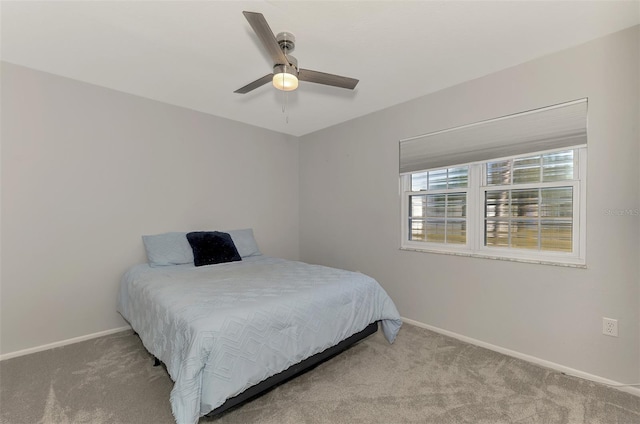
[400,147,587,267]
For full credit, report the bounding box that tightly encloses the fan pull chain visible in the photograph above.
[281,87,289,124]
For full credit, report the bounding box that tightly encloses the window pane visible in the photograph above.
[543,150,574,182]
[541,187,573,217]
[428,169,447,190]
[411,172,428,191]
[448,167,468,188]
[485,187,573,252]
[486,160,511,185]
[485,190,510,218]
[408,165,468,246]
[485,220,509,247]
[409,218,425,241]
[410,195,427,218]
[412,167,469,191]
[447,193,466,218]
[541,220,572,252]
[446,220,466,244]
[513,155,541,184]
[426,194,446,217]
[511,189,539,218]
[425,219,445,243]
[511,219,539,250]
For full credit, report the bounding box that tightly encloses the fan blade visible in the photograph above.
[243,11,289,66]
[234,74,273,94]
[298,69,359,90]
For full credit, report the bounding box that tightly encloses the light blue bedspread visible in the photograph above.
[117,256,402,424]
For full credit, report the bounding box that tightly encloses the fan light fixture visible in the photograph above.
[273,72,298,91]
[273,64,298,91]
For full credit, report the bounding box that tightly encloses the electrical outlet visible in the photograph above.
[602,317,618,337]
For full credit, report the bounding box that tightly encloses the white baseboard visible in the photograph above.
[401,317,640,397]
[0,326,131,361]
[3,319,639,398]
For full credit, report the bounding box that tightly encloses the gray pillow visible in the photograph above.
[228,228,262,258]
[142,232,193,267]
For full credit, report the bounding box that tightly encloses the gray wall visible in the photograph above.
[299,26,640,383]
[1,62,300,355]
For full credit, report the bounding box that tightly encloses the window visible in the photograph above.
[401,148,585,265]
[399,99,587,266]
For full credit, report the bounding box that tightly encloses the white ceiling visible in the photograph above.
[2,1,639,137]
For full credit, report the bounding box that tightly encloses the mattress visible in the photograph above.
[117,255,402,424]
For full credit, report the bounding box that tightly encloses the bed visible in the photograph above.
[117,230,402,424]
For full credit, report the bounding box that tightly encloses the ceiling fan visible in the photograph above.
[234,11,359,94]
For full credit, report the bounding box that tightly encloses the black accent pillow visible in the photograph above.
[186,231,242,267]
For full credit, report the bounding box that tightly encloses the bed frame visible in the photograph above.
[149,321,379,417]
[208,321,378,416]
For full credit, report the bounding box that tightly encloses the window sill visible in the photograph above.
[399,246,587,268]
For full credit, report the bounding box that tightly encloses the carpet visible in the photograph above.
[1,323,638,423]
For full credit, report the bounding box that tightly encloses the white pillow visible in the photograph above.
[142,232,193,267]
[228,228,262,258]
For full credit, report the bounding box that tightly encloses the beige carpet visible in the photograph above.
[1,323,639,424]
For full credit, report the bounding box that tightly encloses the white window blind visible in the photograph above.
[399,99,587,175]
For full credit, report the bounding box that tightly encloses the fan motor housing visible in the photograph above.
[285,55,298,70]
[273,63,298,77]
